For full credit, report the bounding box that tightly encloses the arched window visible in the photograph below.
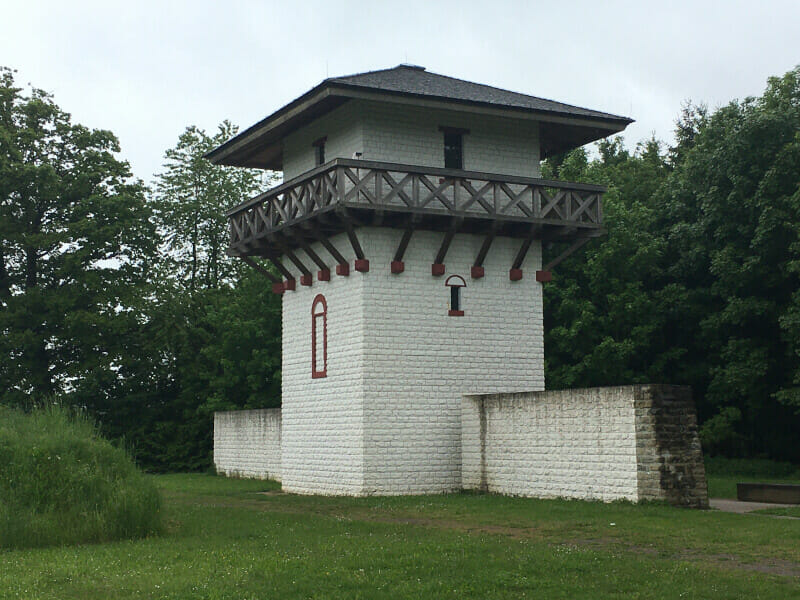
[311,294,327,378]
[445,275,466,317]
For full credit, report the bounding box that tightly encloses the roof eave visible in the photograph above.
[206,80,634,169]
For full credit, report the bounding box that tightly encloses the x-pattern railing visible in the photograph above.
[227,158,605,252]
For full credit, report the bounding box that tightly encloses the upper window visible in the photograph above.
[440,126,468,170]
[311,294,327,378]
[445,275,466,316]
[443,132,462,169]
[312,137,326,166]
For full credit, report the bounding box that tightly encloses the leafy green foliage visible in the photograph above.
[103,124,280,472]
[0,67,155,409]
[544,66,800,461]
[0,405,161,549]
[2,63,800,471]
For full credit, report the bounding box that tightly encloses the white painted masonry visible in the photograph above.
[213,409,281,481]
[277,226,543,495]
[462,388,638,501]
[462,385,709,506]
[360,229,543,494]
[283,102,363,180]
[280,232,367,494]
[211,72,707,506]
[282,100,540,180]
[360,100,540,177]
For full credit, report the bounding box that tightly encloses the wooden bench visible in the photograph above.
[737,483,800,504]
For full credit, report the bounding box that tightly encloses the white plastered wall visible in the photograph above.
[279,226,544,495]
[280,232,366,494]
[213,408,282,481]
[282,99,541,180]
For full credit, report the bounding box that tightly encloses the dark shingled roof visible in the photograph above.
[329,64,631,123]
[207,65,633,169]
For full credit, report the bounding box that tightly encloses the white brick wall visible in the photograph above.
[280,232,367,494]
[283,102,364,180]
[462,387,644,502]
[361,100,540,177]
[213,409,282,481]
[282,100,541,180]
[279,226,543,495]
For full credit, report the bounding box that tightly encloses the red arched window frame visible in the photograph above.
[311,294,327,378]
[445,275,466,316]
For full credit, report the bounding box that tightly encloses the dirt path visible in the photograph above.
[710,497,800,517]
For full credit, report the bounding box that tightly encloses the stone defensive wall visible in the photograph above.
[213,408,282,482]
[461,385,708,507]
[213,385,708,507]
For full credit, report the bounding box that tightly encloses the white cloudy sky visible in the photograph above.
[2,1,798,181]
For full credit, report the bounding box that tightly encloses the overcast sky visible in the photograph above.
[3,1,799,182]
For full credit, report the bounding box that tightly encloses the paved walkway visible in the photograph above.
[710,498,798,516]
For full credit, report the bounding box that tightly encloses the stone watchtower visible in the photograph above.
[208,65,632,496]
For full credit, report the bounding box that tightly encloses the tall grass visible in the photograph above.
[0,405,162,549]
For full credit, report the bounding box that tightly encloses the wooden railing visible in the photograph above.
[227,158,605,253]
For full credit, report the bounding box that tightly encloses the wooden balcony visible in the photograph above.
[226,158,605,263]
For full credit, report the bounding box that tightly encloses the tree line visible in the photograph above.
[1,65,798,469]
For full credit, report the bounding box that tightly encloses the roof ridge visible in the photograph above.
[326,64,409,83]
[328,64,630,122]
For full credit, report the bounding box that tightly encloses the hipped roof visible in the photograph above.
[206,64,633,169]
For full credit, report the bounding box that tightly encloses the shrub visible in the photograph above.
[0,405,162,549]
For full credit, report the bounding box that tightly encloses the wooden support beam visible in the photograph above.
[245,246,295,281]
[238,255,280,283]
[298,240,328,271]
[434,217,462,265]
[512,236,535,270]
[543,237,591,271]
[434,230,455,265]
[270,235,311,277]
[474,229,496,268]
[340,212,365,260]
[304,222,348,265]
[394,228,414,262]
[263,253,293,281]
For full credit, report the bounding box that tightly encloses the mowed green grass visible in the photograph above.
[1,474,799,599]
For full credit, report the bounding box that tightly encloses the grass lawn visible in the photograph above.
[1,474,799,599]
[754,506,800,518]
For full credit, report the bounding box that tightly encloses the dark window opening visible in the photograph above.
[450,285,461,311]
[445,274,466,316]
[444,132,463,169]
[312,137,327,166]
